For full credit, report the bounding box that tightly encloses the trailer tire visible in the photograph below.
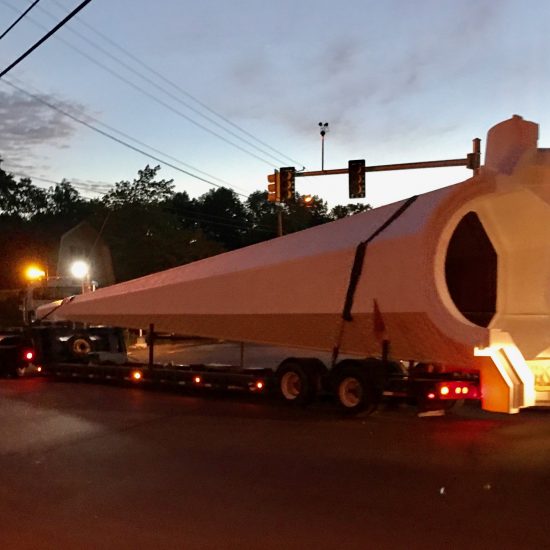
[69,335,92,357]
[276,360,319,406]
[334,364,378,415]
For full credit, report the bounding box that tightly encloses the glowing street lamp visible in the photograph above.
[24,265,46,281]
[70,260,89,279]
[70,260,91,293]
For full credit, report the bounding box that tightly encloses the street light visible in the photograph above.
[24,265,46,281]
[70,260,90,293]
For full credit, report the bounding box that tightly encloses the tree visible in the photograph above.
[330,203,372,219]
[46,180,85,217]
[0,160,48,218]
[191,187,250,250]
[102,202,223,282]
[282,193,331,234]
[244,190,279,244]
[166,191,195,230]
[102,165,174,208]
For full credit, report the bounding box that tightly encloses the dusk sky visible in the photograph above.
[0,0,548,207]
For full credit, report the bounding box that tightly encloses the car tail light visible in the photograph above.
[23,349,34,362]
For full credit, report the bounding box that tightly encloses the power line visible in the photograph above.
[8,73,245,192]
[48,0,305,169]
[57,24,294,167]
[0,0,41,39]
[0,0,92,78]
[3,1,281,169]
[1,77,251,199]
[3,169,111,195]
[3,166,275,234]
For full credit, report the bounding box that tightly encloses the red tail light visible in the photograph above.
[23,350,34,362]
[434,381,479,400]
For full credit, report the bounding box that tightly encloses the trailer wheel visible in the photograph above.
[276,360,318,405]
[334,365,378,415]
[69,335,92,357]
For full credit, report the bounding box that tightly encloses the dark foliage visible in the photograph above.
[0,160,371,288]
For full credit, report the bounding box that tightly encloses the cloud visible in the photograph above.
[219,0,513,147]
[0,88,84,171]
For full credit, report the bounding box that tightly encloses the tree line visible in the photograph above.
[0,160,370,289]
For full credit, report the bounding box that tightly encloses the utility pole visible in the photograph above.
[319,122,329,171]
[277,205,283,237]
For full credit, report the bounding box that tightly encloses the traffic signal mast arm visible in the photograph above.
[267,138,481,202]
[297,138,481,178]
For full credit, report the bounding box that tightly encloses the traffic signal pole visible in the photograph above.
[296,138,481,179]
[267,138,481,206]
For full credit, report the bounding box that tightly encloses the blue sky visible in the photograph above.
[0,0,549,207]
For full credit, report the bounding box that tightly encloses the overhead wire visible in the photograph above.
[3,166,276,234]
[0,0,41,39]
[48,0,305,169]
[2,169,111,195]
[2,0,285,169]
[1,87,277,235]
[1,76,251,199]
[0,0,283,231]
[6,72,246,192]
[0,0,92,78]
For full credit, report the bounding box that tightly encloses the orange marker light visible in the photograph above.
[132,370,142,381]
[440,385,450,396]
[194,376,201,384]
[462,387,469,395]
[256,381,264,390]
[455,387,462,394]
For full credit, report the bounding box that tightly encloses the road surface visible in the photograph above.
[0,374,549,549]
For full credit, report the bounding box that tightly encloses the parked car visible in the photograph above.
[0,332,37,377]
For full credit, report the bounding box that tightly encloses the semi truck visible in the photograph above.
[20,276,89,324]
[38,116,550,415]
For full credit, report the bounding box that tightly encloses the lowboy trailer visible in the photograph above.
[41,116,550,415]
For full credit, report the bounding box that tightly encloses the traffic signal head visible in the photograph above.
[267,171,280,203]
[279,167,296,203]
[348,159,366,198]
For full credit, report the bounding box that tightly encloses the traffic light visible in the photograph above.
[348,159,365,198]
[267,171,280,203]
[279,167,295,203]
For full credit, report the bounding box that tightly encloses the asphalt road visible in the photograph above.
[1,374,549,550]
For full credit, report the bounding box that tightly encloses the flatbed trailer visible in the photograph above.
[39,116,550,415]
[40,352,480,414]
[43,360,271,393]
